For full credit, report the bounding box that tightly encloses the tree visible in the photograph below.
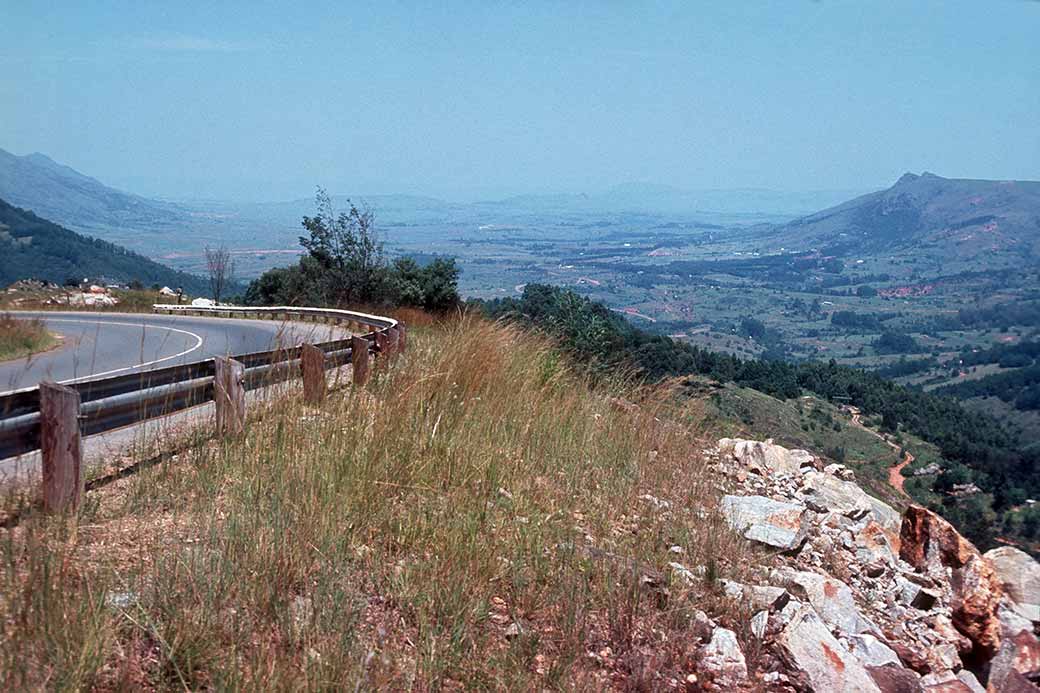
[244,188,460,311]
[205,245,235,304]
[299,188,387,305]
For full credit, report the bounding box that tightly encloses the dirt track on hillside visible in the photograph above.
[847,406,912,497]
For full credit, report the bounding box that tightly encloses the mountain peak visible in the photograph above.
[896,172,921,185]
[0,149,183,228]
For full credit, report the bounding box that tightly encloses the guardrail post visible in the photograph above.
[351,336,371,385]
[301,343,327,404]
[374,331,389,358]
[215,356,246,435]
[39,381,83,513]
[397,324,407,353]
[387,327,401,361]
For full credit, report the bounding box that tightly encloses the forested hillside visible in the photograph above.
[0,198,207,293]
[478,284,1040,551]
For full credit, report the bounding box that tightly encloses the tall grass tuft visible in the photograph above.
[0,313,56,361]
[0,315,756,689]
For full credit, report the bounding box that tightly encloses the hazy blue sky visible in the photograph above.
[2,1,1037,202]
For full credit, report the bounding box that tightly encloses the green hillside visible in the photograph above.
[478,283,1040,554]
[0,198,208,294]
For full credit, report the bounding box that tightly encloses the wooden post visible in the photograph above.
[301,343,327,404]
[351,336,371,385]
[387,327,401,361]
[39,381,83,513]
[397,323,407,354]
[374,331,389,359]
[214,356,246,436]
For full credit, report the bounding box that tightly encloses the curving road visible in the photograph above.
[0,311,348,393]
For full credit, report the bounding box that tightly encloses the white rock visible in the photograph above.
[698,627,748,685]
[983,546,1040,622]
[920,669,985,692]
[775,601,881,693]
[955,670,986,693]
[847,633,900,668]
[669,561,700,584]
[721,495,809,551]
[774,569,877,635]
[720,439,808,476]
[800,471,900,532]
[751,610,769,640]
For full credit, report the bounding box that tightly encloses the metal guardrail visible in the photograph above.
[0,305,400,460]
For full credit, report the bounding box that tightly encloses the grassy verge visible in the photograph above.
[0,313,58,362]
[0,316,757,689]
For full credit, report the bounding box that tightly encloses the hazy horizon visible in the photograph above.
[3,1,1038,203]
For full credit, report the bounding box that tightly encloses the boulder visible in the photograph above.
[856,519,900,566]
[954,670,985,693]
[720,580,791,611]
[848,633,902,668]
[899,506,1003,660]
[983,547,1040,623]
[698,626,748,686]
[775,569,877,635]
[824,462,856,481]
[721,495,809,551]
[866,663,924,692]
[774,601,881,692]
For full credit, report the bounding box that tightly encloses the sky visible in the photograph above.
[2,1,1038,202]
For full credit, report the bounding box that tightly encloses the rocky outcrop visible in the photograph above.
[719,438,816,477]
[899,505,1004,660]
[700,438,1040,692]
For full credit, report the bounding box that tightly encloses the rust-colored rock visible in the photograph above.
[988,612,1040,692]
[898,505,1003,661]
[865,663,924,693]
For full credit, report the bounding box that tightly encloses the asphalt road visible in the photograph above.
[0,311,347,393]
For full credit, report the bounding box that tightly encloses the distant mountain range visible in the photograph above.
[765,172,1040,260]
[0,147,864,232]
[3,148,1038,284]
[0,148,187,231]
[0,198,208,293]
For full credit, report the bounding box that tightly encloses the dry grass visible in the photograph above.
[0,313,57,362]
[0,316,757,690]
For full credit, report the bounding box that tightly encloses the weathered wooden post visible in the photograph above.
[351,335,371,385]
[301,343,327,404]
[374,331,389,360]
[397,323,407,354]
[387,327,401,361]
[39,381,83,513]
[214,356,246,436]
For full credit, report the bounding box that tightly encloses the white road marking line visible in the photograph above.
[34,318,205,382]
